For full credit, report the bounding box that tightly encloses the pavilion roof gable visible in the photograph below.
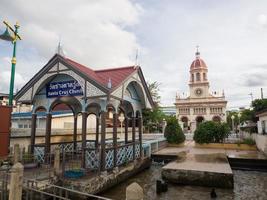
[15,54,154,106]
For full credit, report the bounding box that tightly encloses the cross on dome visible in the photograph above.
[195,45,200,58]
[190,46,206,70]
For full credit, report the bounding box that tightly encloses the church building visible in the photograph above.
[175,49,227,133]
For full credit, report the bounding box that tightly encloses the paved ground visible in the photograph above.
[154,140,267,160]
[160,141,233,174]
[162,153,233,174]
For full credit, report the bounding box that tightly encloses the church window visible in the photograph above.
[203,73,206,80]
[196,73,200,81]
[191,74,194,82]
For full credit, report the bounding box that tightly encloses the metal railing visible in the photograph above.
[0,168,10,200]
[23,178,112,200]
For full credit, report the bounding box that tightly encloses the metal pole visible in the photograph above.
[8,23,19,106]
[232,118,234,131]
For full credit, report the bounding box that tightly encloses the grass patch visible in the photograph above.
[242,138,256,146]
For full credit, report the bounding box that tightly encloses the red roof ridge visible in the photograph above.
[65,57,103,83]
[63,56,139,89]
[65,57,94,71]
[65,57,138,73]
[95,65,138,73]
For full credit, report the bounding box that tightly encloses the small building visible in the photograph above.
[0,93,9,106]
[254,109,267,155]
[175,49,227,133]
[159,106,176,116]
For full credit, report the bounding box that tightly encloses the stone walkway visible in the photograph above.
[154,140,267,160]
[161,142,235,188]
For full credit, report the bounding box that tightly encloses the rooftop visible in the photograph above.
[65,56,138,90]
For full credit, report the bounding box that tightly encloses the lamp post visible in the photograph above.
[238,113,241,127]
[162,118,167,135]
[231,115,235,133]
[0,21,21,106]
[238,112,241,138]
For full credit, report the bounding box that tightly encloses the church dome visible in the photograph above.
[190,58,207,70]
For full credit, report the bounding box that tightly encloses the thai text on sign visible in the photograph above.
[46,80,83,98]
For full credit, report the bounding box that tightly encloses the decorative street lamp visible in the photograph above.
[237,113,241,127]
[162,118,167,134]
[231,115,235,132]
[0,21,21,106]
[237,112,242,137]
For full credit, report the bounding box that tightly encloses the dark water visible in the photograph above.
[101,164,267,200]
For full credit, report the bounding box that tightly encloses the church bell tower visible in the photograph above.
[189,47,210,98]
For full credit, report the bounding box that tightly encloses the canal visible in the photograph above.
[101,163,267,200]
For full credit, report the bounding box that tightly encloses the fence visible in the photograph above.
[0,166,111,200]
[32,137,164,174]
[22,178,112,200]
[0,168,9,200]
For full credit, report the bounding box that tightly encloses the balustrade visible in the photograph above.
[33,140,145,170]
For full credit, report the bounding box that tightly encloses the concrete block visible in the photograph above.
[9,162,24,200]
[126,182,143,200]
[13,144,20,164]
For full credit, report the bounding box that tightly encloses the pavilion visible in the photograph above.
[15,53,154,171]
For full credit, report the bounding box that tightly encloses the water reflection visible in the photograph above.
[102,164,267,200]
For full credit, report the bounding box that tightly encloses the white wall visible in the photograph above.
[51,114,97,129]
[257,115,267,134]
[245,132,267,156]
[254,134,267,155]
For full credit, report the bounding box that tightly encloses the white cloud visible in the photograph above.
[0,0,142,67]
[0,71,26,93]
[1,0,267,109]
[2,56,11,63]
[258,14,267,26]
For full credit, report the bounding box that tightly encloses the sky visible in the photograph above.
[1,0,267,109]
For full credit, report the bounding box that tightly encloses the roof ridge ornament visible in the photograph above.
[107,77,112,89]
[135,48,139,67]
[56,41,65,57]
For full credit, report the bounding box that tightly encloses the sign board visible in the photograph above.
[46,80,83,98]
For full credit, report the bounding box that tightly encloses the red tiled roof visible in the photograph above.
[190,58,207,70]
[95,67,137,89]
[65,57,137,90]
[65,58,102,83]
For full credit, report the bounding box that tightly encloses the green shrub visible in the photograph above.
[242,138,256,146]
[193,121,230,144]
[164,116,185,144]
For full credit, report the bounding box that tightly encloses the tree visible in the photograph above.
[240,109,256,123]
[252,99,267,112]
[164,116,185,144]
[147,81,161,107]
[142,81,163,133]
[193,121,230,143]
[142,108,166,133]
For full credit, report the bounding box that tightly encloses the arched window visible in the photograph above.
[191,74,194,82]
[203,73,206,80]
[212,116,221,123]
[196,116,204,126]
[196,73,200,81]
